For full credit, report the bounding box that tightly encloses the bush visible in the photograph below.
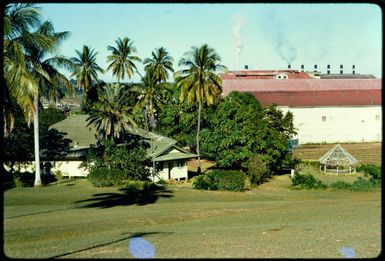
[291,173,327,189]
[330,181,352,190]
[88,167,137,187]
[357,164,381,180]
[247,154,270,185]
[193,170,246,192]
[13,171,34,187]
[330,177,380,191]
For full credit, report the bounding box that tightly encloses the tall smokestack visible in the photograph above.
[288,64,291,70]
[340,64,343,74]
[352,65,355,74]
[314,64,318,72]
[301,64,304,72]
[245,65,248,70]
[327,64,330,74]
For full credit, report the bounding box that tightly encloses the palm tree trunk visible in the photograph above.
[33,95,42,186]
[145,104,149,131]
[196,102,201,174]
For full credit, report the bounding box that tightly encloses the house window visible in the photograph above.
[321,116,327,122]
[157,162,163,171]
[177,161,184,167]
[375,115,380,121]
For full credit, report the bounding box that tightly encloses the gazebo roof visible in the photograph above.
[319,144,358,166]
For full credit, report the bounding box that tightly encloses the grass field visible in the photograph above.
[292,142,382,166]
[4,177,381,258]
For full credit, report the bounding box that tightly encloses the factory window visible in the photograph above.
[375,115,380,121]
[321,116,327,122]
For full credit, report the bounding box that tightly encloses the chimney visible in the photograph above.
[340,64,343,74]
[301,64,304,72]
[314,64,318,72]
[327,64,330,74]
[288,64,291,70]
[245,65,248,70]
[352,65,355,74]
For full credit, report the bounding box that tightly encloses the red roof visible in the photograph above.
[220,70,311,79]
[221,78,382,106]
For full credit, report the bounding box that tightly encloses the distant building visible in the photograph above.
[220,70,382,144]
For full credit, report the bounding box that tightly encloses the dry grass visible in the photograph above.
[4,178,381,259]
[293,142,382,166]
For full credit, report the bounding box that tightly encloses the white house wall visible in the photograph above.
[52,161,88,177]
[279,105,382,144]
[154,161,188,182]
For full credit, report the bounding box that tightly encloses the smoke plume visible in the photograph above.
[233,15,245,69]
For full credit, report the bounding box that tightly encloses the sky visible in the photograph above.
[37,3,382,82]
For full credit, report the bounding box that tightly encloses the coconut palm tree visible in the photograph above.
[143,47,174,83]
[133,67,172,131]
[87,83,137,141]
[106,37,141,82]
[174,43,227,173]
[70,45,104,92]
[4,4,73,186]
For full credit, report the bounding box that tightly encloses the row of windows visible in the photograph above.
[321,115,380,122]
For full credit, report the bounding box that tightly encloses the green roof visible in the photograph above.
[50,114,197,162]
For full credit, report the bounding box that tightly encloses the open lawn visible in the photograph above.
[293,142,382,166]
[4,178,381,258]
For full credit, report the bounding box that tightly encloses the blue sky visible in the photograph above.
[39,3,382,82]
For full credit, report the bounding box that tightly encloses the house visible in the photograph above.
[220,69,382,144]
[49,114,197,181]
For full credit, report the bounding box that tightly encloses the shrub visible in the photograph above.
[291,173,327,189]
[330,181,352,190]
[193,170,245,192]
[247,154,270,185]
[88,167,136,187]
[13,171,34,187]
[357,164,381,180]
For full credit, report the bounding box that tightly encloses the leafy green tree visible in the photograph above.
[86,83,137,141]
[143,47,174,83]
[4,4,73,186]
[174,43,227,173]
[200,91,298,176]
[70,45,104,92]
[133,67,172,131]
[106,37,141,82]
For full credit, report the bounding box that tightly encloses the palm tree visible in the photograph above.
[4,4,73,186]
[143,47,174,83]
[87,83,137,141]
[174,44,227,173]
[106,37,141,82]
[134,67,172,131]
[70,45,104,92]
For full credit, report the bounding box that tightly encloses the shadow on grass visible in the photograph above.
[76,183,173,208]
[49,231,172,258]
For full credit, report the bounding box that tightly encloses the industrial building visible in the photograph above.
[220,66,382,144]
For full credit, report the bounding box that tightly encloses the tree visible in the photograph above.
[106,37,141,83]
[86,83,137,141]
[134,67,171,131]
[70,45,104,92]
[143,47,174,83]
[174,43,227,173]
[200,92,299,176]
[4,4,73,186]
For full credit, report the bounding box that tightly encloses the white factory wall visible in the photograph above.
[279,105,382,144]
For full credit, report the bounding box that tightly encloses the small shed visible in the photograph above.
[319,144,358,174]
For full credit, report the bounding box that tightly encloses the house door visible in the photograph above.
[168,162,173,179]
